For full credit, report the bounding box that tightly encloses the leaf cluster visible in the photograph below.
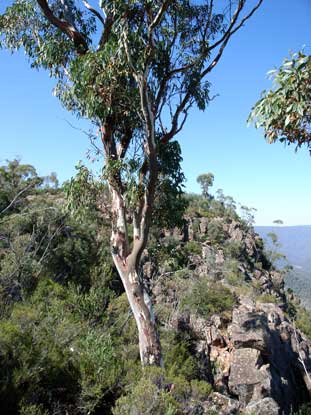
[249,51,311,149]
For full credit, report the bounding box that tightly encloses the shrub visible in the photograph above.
[162,332,197,381]
[296,308,311,340]
[256,294,277,304]
[0,279,121,414]
[223,240,244,260]
[207,220,226,244]
[185,241,202,256]
[182,281,236,320]
[290,403,311,415]
[19,404,49,415]
[190,379,212,401]
[113,377,180,415]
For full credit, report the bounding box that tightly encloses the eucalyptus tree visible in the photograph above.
[249,51,311,152]
[0,0,263,366]
[197,172,214,199]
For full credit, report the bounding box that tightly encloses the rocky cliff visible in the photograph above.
[147,217,311,414]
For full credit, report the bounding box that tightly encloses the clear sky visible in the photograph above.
[1,0,311,226]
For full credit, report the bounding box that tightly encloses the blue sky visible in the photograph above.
[1,0,311,225]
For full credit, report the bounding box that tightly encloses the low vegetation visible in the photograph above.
[0,160,310,414]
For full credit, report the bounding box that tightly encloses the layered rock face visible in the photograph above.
[190,301,311,414]
[151,217,311,414]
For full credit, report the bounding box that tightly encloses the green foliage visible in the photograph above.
[0,158,41,214]
[190,379,213,401]
[185,240,202,256]
[113,376,180,415]
[0,278,121,414]
[152,236,188,273]
[295,308,311,340]
[163,335,197,381]
[249,51,311,150]
[112,363,212,415]
[197,173,214,199]
[207,220,226,244]
[256,293,277,304]
[223,259,245,286]
[291,403,311,415]
[19,404,49,415]
[65,162,107,221]
[153,141,188,230]
[182,281,236,320]
[223,240,244,260]
[76,331,120,413]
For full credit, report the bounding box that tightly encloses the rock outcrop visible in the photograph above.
[152,216,311,414]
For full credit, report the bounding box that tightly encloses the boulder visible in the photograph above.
[204,392,240,415]
[244,397,280,415]
[228,348,271,405]
[228,309,270,351]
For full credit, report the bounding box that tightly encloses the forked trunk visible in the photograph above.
[117,265,162,366]
[110,188,162,366]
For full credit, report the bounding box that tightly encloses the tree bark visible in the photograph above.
[116,263,162,366]
[110,187,162,367]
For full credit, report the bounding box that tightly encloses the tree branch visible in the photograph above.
[0,182,37,215]
[83,0,105,26]
[208,0,263,53]
[36,0,88,54]
[149,0,171,31]
[98,14,114,49]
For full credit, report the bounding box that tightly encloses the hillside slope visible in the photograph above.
[256,226,311,308]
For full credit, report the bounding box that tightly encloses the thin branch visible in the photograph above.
[160,0,263,144]
[0,183,36,215]
[208,0,244,52]
[83,0,105,25]
[149,0,171,31]
[64,119,104,156]
[37,223,63,268]
[161,90,191,144]
[208,0,263,53]
[203,0,214,42]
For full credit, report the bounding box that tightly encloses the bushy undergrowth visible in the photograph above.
[1,160,310,414]
[182,280,236,320]
[0,279,121,414]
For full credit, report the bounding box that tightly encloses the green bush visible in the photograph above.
[162,332,197,381]
[296,308,311,340]
[291,403,311,415]
[19,403,49,415]
[182,281,236,320]
[185,241,202,255]
[190,379,212,401]
[113,377,180,415]
[256,293,277,304]
[223,240,244,259]
[207,221,226,244]
[0,279,121,414]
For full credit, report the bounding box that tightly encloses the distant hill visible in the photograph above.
[256,225,311,308]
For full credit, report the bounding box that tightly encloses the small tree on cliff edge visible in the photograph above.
[0,0,263,366]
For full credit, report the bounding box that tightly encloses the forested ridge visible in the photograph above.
[1,159,311,415]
